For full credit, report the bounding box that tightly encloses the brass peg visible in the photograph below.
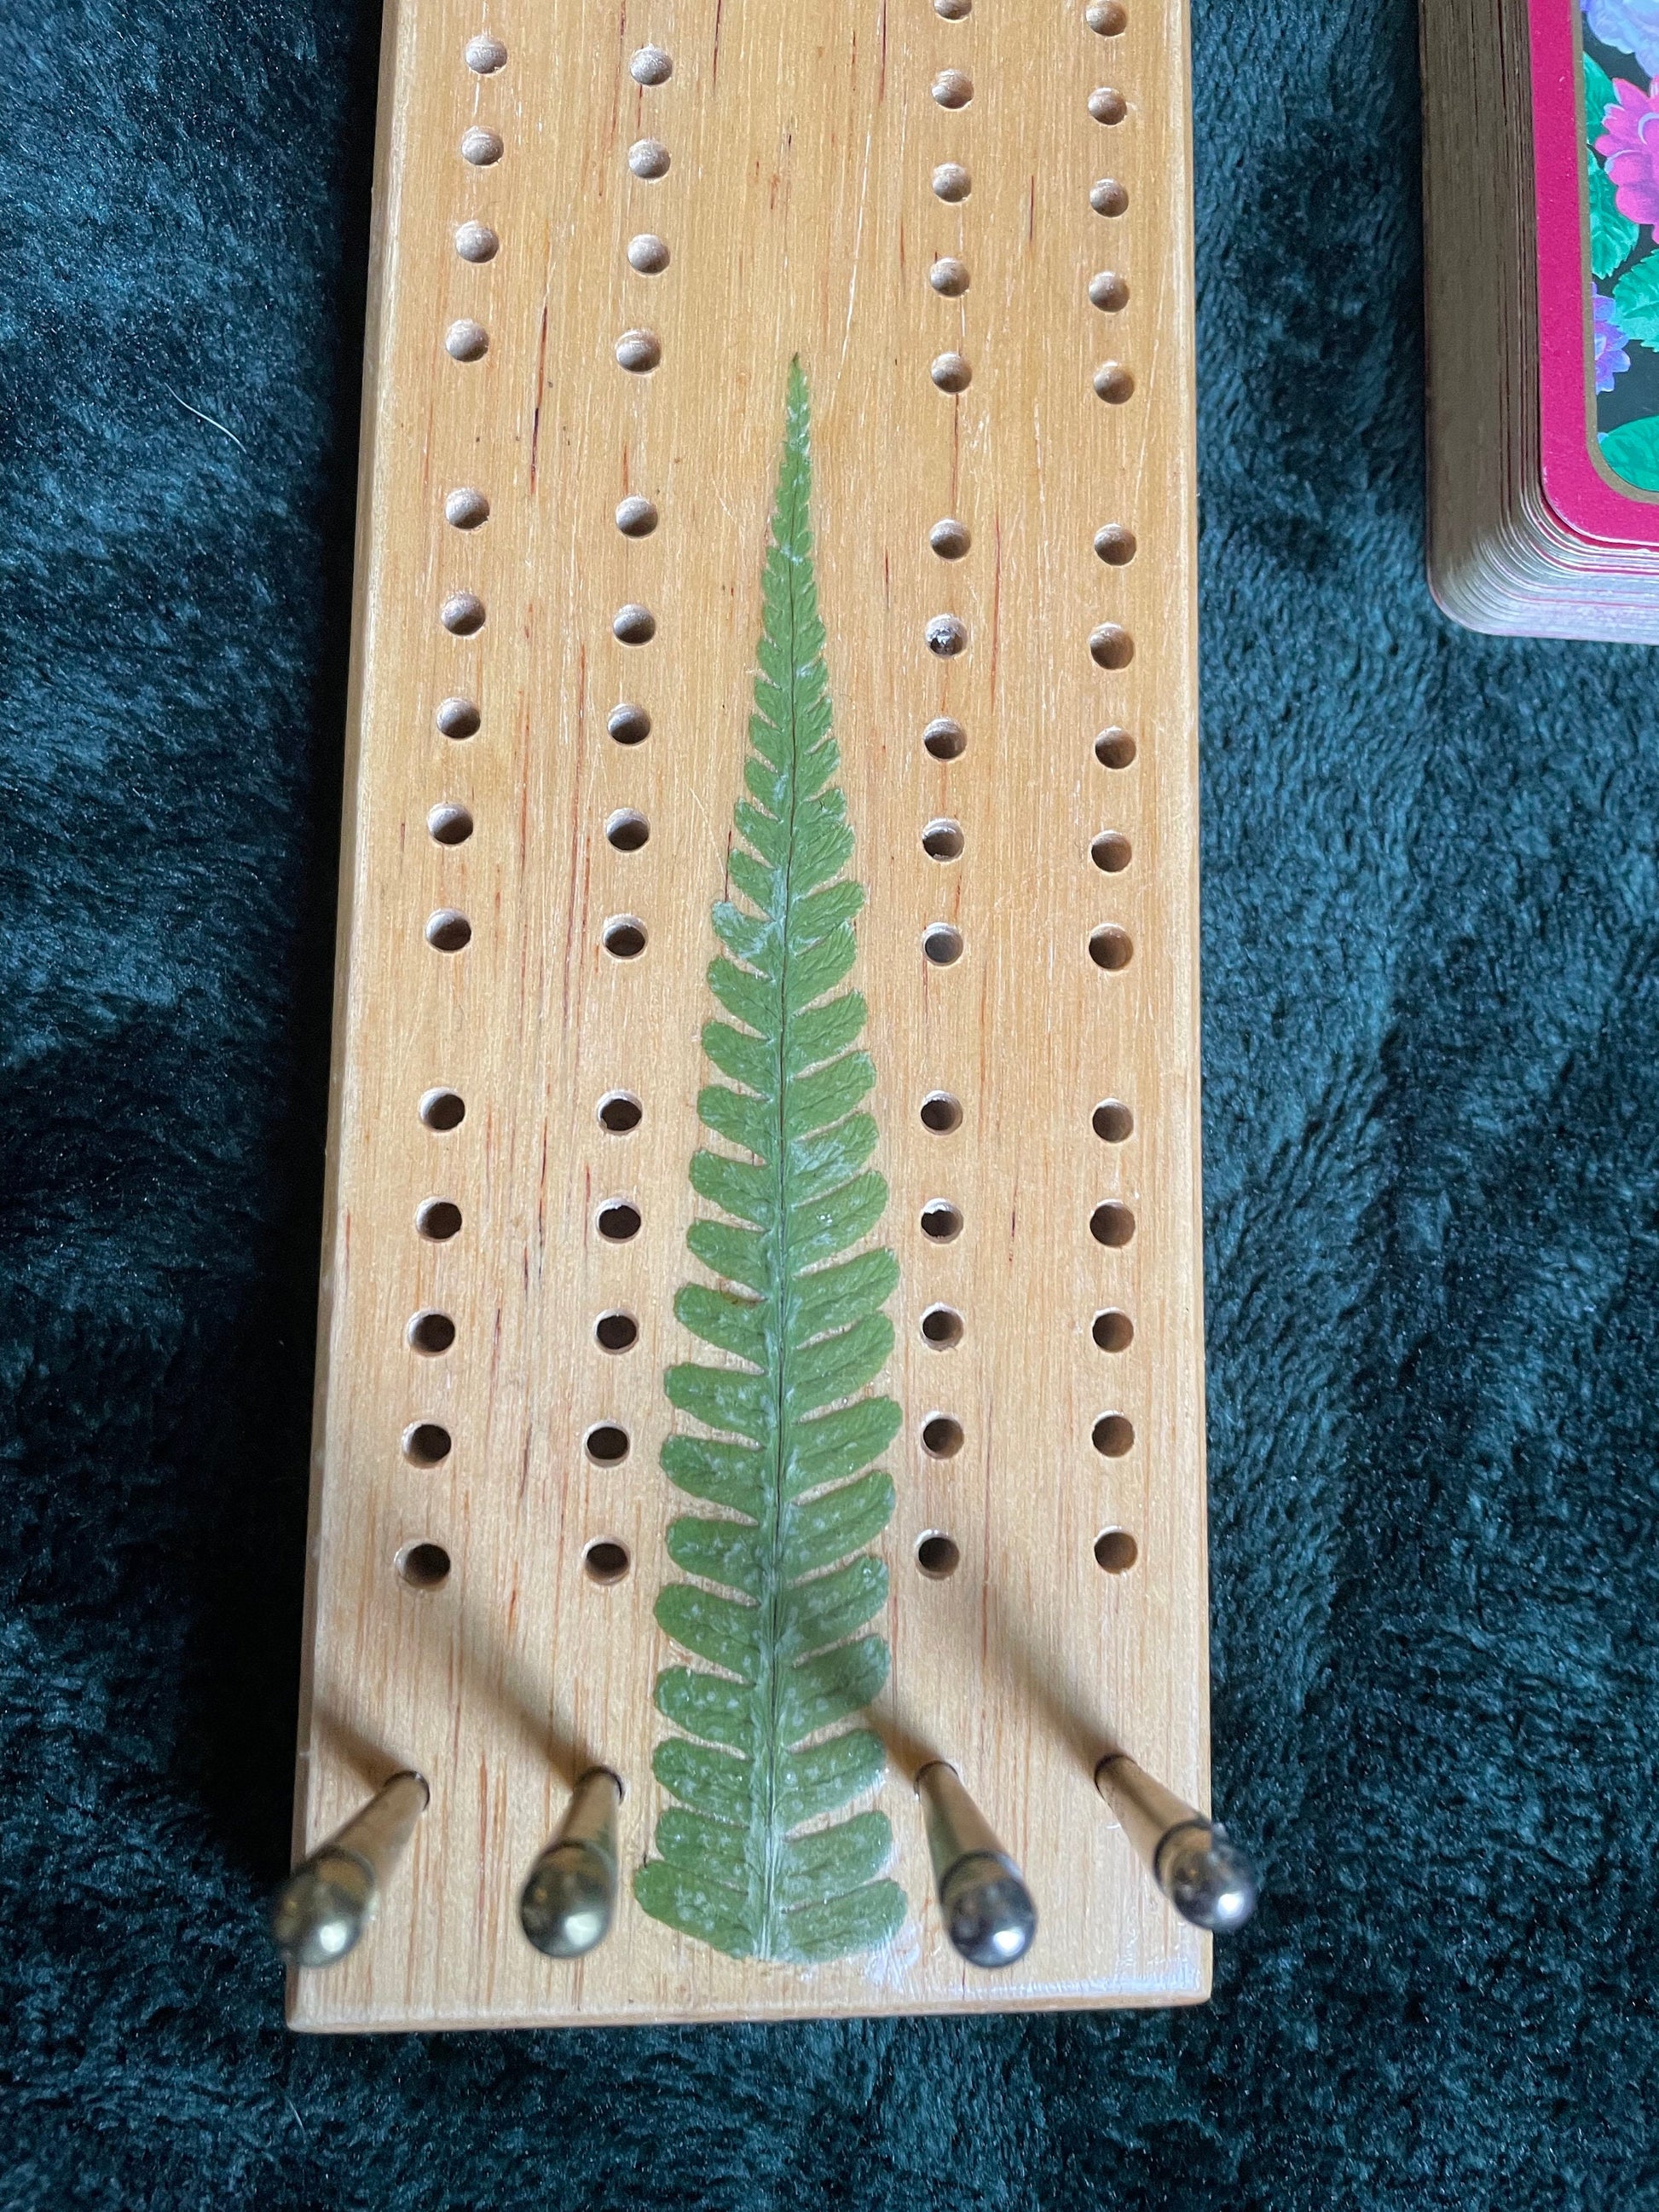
[1094,1750,1259,1932]
[916,1760,1038,1969]
[519,1769,622,1959]
[270,1770,429,1968]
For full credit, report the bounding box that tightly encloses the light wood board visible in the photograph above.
[292,0,1207,2030]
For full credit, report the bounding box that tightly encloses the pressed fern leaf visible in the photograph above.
[634,361,907,1963]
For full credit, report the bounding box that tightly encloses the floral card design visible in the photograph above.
[1582,0,1659,487]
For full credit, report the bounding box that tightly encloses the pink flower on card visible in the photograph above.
[1598,78,1659,226]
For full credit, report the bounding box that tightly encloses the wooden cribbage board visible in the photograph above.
[292,0,1205,2030]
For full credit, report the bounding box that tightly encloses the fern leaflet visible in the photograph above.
[634,361,907,1962]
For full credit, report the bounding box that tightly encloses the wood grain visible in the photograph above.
[291,0,1206,2030]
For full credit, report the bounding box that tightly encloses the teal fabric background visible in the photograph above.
[4,0,1656,2203]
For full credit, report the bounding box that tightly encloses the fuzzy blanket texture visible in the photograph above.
[4,0,1656,2203]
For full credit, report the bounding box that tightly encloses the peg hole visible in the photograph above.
[437,696,480,739]
[604,809,650,853]
[616,495,659,536]
[1090,623,1133,669]
[1092,1099,1133,1141]
[428,803,474,847]
[1088,85,1127,123]
[929,517,971,557]
[936,0,972,14]
[403,1422,452,1468]
[419,1089,465,1131]
[1089,271,1130,313]
[441,593,486,636]
[1088,0,1128,26]
[445,320,489,362]
[922,1413,964,1458]
[603,915,647,959]
[933,68,973,107]
[425,910,471,953]
[932,163,972,202]
[916,1533,961,1579]
[461,126,503,165]
[1092,1413,1134,1457]
[616,329,661,373]
[1094,362,1135,405]
[397,1541,452,1589]
[923,717,967,760]
[630,44,673,83]
[921,1304,964,1348]
[922,818,963,861]
[921,1199,964,1242]
[465,33,507,72]
[454,222,499,264]
[1094,1528,1138,1574]
[920,1090,962,1133]
[416,1198,464,1240]
[595,1310,639,1352]
[930,353,972,394]
[582,1539,631,1584]
[597,1199,642,1241]
[598,1091,643,1132]
[445,487,490,529]
[922,923,963,966]
[1090,831,1130,873]
[613,604,656,644]
[1089,926,1132,970]
[408,1311,457,1355]
[609,702,651,744]
[1094,523,1136,564]
[627,234,671,274]
[1095,725,1136,768]
[584,1423,630,1465]
[1090,177,1129,216]
[1090,1200,1134,1247]
[1092,1308,1134,1352]
[928,257,970,298]
[628,138,671,177]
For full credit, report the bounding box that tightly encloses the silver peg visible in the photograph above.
[519,1769,621,1959]
[1094,1750,1259,1932]
[916,1761,1038,1969]
[271,1770,429,1969]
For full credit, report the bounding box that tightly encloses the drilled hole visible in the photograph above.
[936,0,972,14]
[1095,725,1136,768]
[583,1539,631,1584]
[446,320,489,363]
[1087,0,1128,30]
[932,163,972,202]
[603,915,646,959]
[1090,832,1130,873]
[920,1090,962,1133]
[397,1541,451,1589]
[1092,1412,1134,1457]
[1092,1308,1134,1352]
[616,494,659,536]
[1089,272,1130,315]
[403,1422,452,1468]
[1094,1528,1138,1573]
[923,717,967,761]
[417,1198,464,1240]
[584,1423,630,1465]
[931,352,972,394]
[628,138,671,177]
[1090,177,1129,216]
[428,803,473,846]
[921,1303,964,1348]
[419,1089,465,1131]
[1089,926,1132,971]
[605,809,650,852]
[609,702,651,744]
[598,1091,643,1132]
[922,818,964,861]
[616,328,661,373]
[933,67,973,107]
[627,234,671,274]
[454,221,500,264]
[916,1533,961,1579]
[1090,623,1133,669]
[1094,523,1136,565]
[927,615,967,658]
[1092,1099,1133,1141]
[408,1310,457,1355]
[425,910,471,953]
[929,517,971,557]
[597,1198,642,1241]
[928,258,970,299]
[1094,362,1135,404]
[437,696,480,739]
[921,1200,963,1242]
[441,592,486,637]
[1088,85,1127,123]
[465,33,507,71]
[461,126,503,165]
[613,604,656,644]
[923,923,963,966]
[922,1413,964,1458]
[630,43,673,82]
[445,487,490,529]
[1090,1200,1134,1247]
[595,1310,639,1352]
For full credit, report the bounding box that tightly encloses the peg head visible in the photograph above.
[520,1842,616,1959]
[938,1850,1038,1969]
[270,1850,375,1969]
[1157,1822,1259,1932]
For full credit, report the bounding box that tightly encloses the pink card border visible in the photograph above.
[1530,0,1659,544]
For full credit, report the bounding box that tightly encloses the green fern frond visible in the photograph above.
[634,361,907,1963]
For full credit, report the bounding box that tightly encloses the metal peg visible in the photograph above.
[1095,1751,1258,1932]
[916,1761,1038,1969]
[519,1769,621,1959]
[271,1770,429,1969]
